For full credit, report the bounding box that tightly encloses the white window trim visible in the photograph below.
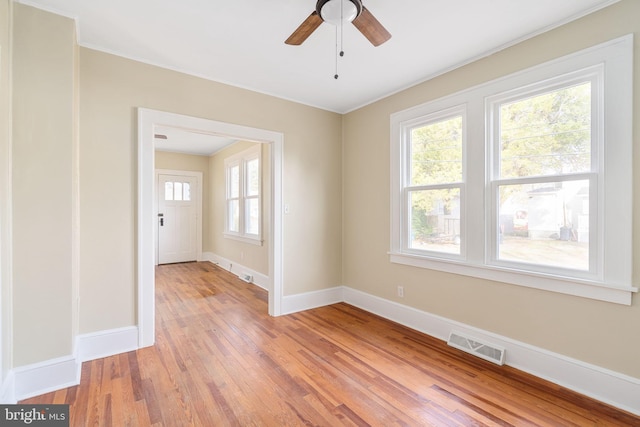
[390,35,636,305]
[224,145,263,245]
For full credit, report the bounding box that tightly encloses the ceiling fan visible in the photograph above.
[285,0,391,47]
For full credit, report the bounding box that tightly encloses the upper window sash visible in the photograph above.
[487,71,601,180]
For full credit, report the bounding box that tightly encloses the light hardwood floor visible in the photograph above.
[23,261,639,426]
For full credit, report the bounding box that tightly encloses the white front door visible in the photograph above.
[157,173,199,264]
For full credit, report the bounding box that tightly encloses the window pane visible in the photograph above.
[410,116,462,186]
[228,200,239,232]
[183,182,191,201]
[500,82,591,179]
[229,165,240,198]
[174,182,183,201]
[164,182,173,201]
[498,180,589,270]
[409,188,460,254]
[246,158,260,197]
[245,198,259,235]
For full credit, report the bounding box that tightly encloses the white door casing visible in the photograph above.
[138,108,284,348]
[156,171,202,265]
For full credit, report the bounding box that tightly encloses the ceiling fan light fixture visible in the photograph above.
[317,0,361,25]
[285,0,390,47]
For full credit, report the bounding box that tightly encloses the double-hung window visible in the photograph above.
[390,35,635,304]
[488,76,596,276]
[404,107,465,257]
[224,145,262,245]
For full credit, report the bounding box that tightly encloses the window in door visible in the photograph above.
[164,181,191,202]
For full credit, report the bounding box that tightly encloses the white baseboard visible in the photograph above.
[77,326,139,363]
[4,326,140,403]
[203,252,269,291]
[281,286,344,315]
[342,286,640,416]
[0,371,15,403]
[12,355,80,402]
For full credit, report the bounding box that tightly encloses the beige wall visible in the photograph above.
[11,4,77,366]
[79,47,342,333]
[342,0,640,378]
[0,0,12,378]
[209,141,269,275]
[155,151,211,251]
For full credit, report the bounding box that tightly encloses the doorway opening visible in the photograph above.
[137,108,284,348]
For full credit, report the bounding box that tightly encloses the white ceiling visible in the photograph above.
[154,126,237,156]
[19,0,619,115]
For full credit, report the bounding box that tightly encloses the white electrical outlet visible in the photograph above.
[397,286,404,298]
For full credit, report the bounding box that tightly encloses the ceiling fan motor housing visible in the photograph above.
[316,0,362,25]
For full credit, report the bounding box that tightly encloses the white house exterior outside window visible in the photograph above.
[390,35,635,305]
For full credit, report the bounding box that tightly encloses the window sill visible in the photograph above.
[389,252,637,305]
[224,233,263,246]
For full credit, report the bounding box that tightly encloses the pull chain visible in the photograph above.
[334,25,339,79]
[340,0,345,57]
[334,0,345,79]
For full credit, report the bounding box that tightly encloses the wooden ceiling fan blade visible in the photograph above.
[352,7,391,47]
[285,11,323,45]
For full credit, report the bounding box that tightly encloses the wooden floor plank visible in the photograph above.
[21,261,640,426]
